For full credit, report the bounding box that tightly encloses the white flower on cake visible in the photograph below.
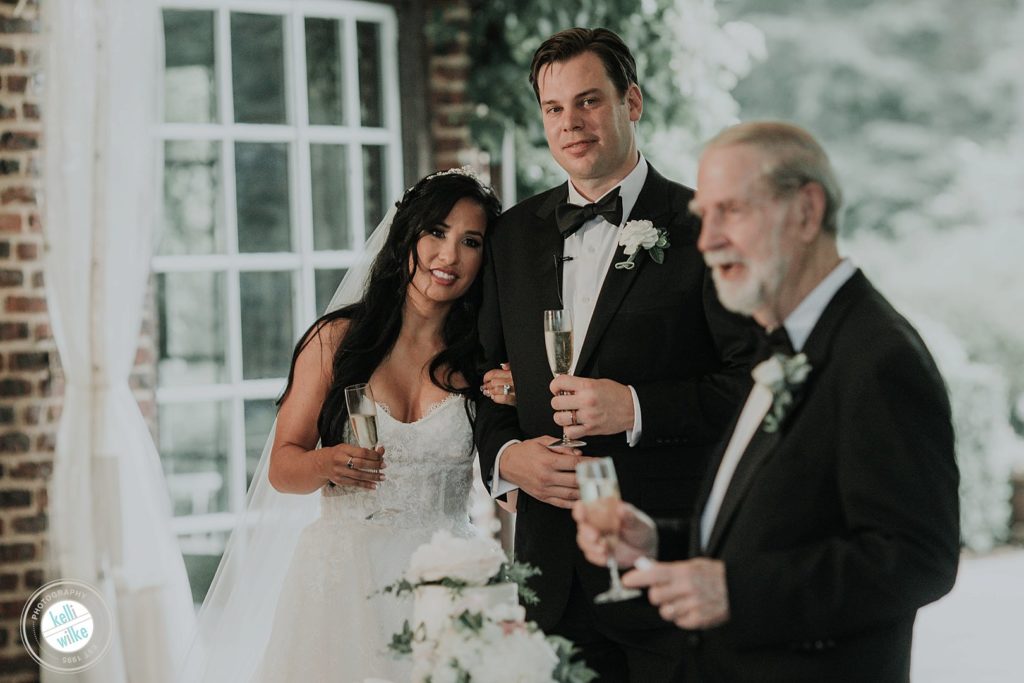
[405,530,505,586]
[414,611,559,683]
[381,531,596,683]
[482,601,525,624]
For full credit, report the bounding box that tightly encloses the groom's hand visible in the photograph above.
[499,437,590,509]
[550,375,634,439]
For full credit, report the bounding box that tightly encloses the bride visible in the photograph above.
[178,169,502,682]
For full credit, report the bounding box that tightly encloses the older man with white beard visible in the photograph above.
[574,121,960,683]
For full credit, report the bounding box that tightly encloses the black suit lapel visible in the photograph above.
[689,407,744,557]
[527,184,570,312]
[703,416,783,555]
[575,166,677,374]
[702,268,871,556]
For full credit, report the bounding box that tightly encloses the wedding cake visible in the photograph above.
[375,530,594,683]
[413,581,519,638]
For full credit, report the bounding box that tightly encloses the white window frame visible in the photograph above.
[155,0,403,540]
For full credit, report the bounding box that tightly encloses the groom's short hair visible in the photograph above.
[529,28,638,103]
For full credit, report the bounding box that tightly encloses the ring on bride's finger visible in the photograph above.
[570,410,578,426]
[502,383,511,396]
[346,457,354,469]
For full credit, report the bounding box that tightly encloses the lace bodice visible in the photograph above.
[320,394,475,531]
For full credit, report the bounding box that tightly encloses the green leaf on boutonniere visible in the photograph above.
[650,247,665,264]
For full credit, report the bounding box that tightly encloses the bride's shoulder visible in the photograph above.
[303,316,350,352]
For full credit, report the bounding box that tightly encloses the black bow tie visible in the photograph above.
[555,187,623,238]
[763,325,795,356]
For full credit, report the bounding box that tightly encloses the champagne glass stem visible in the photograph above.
[607,555,626,593]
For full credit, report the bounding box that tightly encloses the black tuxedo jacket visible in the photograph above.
[474,165,757,629]
[676,270,960,682]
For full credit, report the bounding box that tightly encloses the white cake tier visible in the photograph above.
[412,582,519,638]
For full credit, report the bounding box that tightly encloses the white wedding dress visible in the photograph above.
[253,394,477,683]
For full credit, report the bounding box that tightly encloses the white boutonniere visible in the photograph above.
[752,353,812,433]
[614,220,670,270]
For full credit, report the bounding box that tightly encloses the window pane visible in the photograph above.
[240,271,294,379]
[310,144,349,250]
[157,272,228,387]
[361,145,387,237]
[356,21,383,127]
[163,10,217,123]
[244,399,277,489]
[315,268,347,313]
[161,140,223,255]
[180,530,229,605]
[230,12,287,124]
[160,400,231,516]
[305,18,344,126]
[235,142,292,252]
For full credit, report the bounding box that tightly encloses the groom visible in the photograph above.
[475,28,756,681]
[575,121,961,682]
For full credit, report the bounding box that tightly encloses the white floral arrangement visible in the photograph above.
[381,530,538,603]
[615,219,670,270]
[405,604,594,683]
[375,531,595,683]
[752,352,812,433]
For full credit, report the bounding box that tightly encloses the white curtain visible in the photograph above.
[42,1,195,681]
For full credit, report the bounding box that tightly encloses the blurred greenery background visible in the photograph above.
[462,0,1024,549]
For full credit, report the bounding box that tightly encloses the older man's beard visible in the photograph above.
[706,235,788,317]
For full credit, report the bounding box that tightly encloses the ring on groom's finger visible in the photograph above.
[346,457,354,469]
[502,383,511,396]
[570,410,578,426]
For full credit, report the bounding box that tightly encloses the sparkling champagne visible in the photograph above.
[580,481,621,538]
[349,413,378,449]
[544,329,573,376]
[576,457,640,603]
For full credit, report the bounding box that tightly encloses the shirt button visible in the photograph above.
[582,296,591,304]
[587,246,596,254]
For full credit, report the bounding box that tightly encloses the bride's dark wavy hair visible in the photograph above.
[279,171,502,446]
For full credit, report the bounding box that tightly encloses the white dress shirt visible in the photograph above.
[491,156,650,498]
[698,259,856,548]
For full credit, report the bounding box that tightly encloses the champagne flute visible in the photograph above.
[576,458,641,603]
[543,309,585,448]
[343,383,394,519]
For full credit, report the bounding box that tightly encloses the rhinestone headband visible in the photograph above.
[425,165,483,183]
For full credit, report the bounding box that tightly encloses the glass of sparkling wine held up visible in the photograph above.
[543,309,585,448]
[344,383,378,448]
[343,383,392,518]
[576,458,641,603]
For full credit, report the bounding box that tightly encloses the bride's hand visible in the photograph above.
[317,444,385,489]
[482,363,516,406]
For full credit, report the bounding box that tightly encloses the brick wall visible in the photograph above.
[0,0,48,679]
[0,0,157,678]
[426,0,475,171]
[0,1,472,679]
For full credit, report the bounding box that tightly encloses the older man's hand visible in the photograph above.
[573,499,658,569]
[622,558,730,630]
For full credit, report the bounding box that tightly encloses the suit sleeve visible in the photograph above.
[722,341,960,647]
[473,227,524,492]
[634,269,759,447]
